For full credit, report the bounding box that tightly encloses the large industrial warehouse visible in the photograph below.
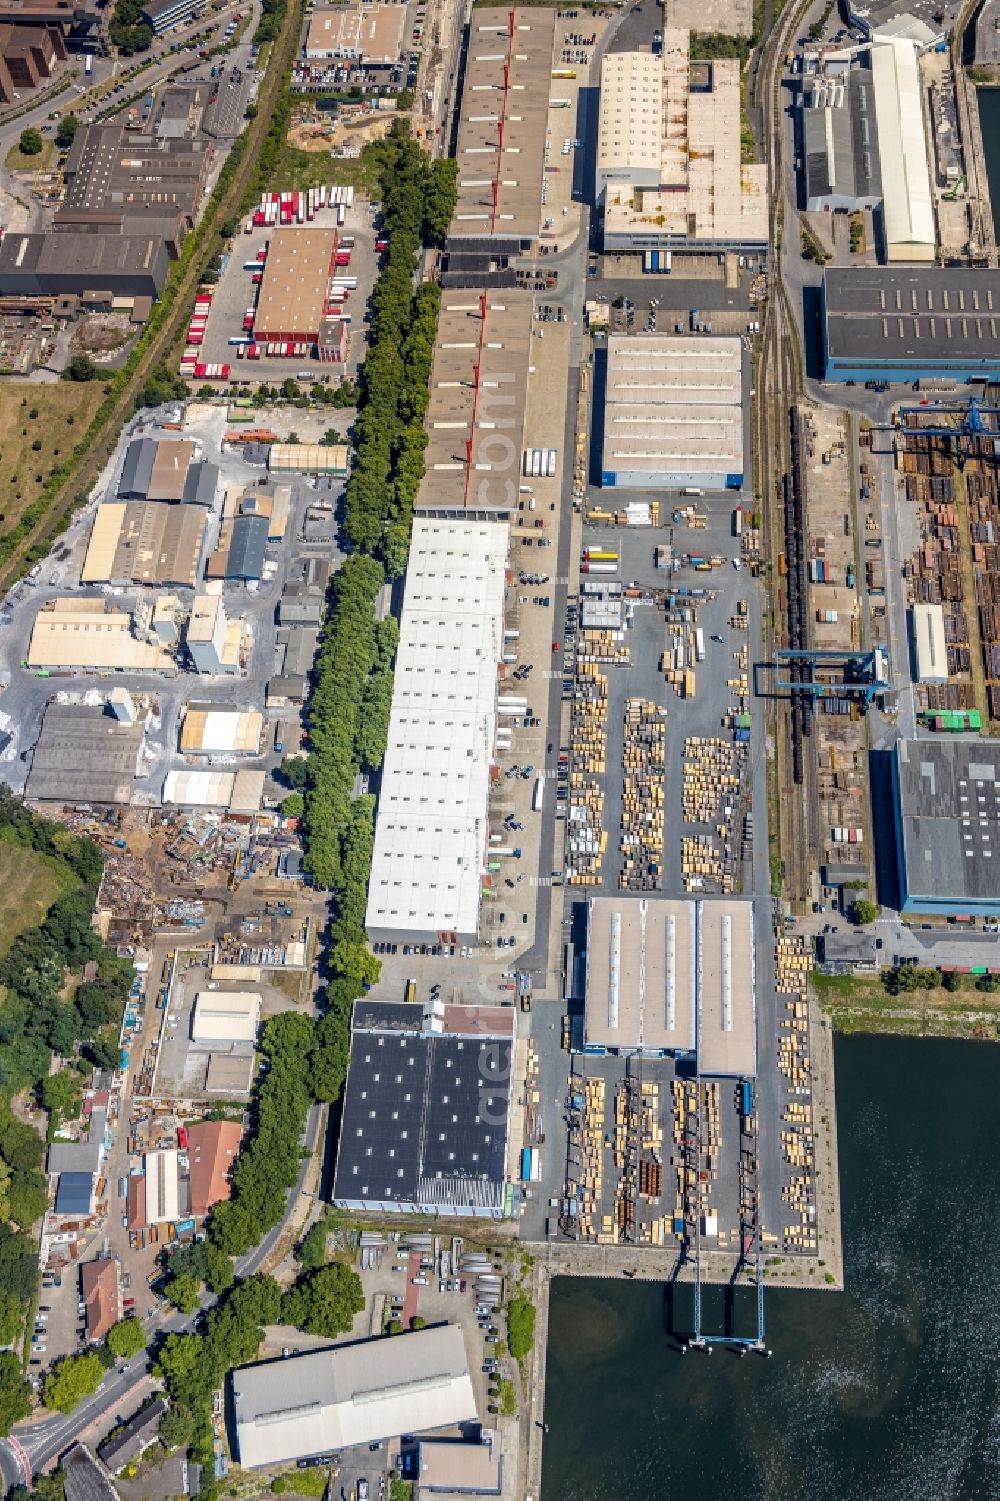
[26,700,145,805]
[821,268,1000,382]
[597,30,767,252]
[417,291,533,515]
[868,35,935,262]
[583,896,756,1075]
[910,603,948,685]
[253,228,338,344]
[81,501,207,587]
[890,739,1000,916]
[800,69,882,214]
[27,599,174,674]
[365,518,509,947]
[601,335,744,490]
[332,1000,515,1217]
[232,1326,477,1468]
[583,898,697,1056]
[448,7,555,246]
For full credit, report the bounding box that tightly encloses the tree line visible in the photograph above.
[0,791,134,1435]
[342,124,454,577]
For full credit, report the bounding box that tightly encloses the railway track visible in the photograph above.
[0,0,306,594]
[754,0,820,908]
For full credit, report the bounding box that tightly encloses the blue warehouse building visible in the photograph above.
[890,738,1000,916]
[822,268,1000,384]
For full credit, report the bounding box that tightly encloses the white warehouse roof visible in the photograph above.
[584,897,696,1054]
[911,602,948,684]
[179,708,263,755]
[191,991,261,1044]
[144,1148,180,1225]
[232,1325,477,1469]
[163,770,236,807]
[869,37,935,262]
[366,518,509,942]
[602,335,744,486]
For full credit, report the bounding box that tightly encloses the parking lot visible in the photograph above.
[191,197,379,388]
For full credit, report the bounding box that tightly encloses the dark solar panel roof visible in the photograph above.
[334,1030,511,1211]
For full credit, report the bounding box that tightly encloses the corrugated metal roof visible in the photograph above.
[233,1326,476,1469]
[869,38,935,259]
[163,769,236,806]
[179,708,263,755]
[268,444,349,474]
[182,461,219,506]
[226,514,269,580]
[367,518,509,940]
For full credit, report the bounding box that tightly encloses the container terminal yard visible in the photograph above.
[5,0,1000,1493]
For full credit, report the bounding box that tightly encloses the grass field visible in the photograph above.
[4,138,55,172]
[0,382,104,549]
[0,837,77,958]
[274,139,385,197]
[813,971,1000,1041]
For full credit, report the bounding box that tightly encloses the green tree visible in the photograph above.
[280,1263,365,1338]
[106,1318,146,1361]
[852,899,879,925]
[202,1241,234,1294]
[329,939,380,989]
[0,1106,43,1171]
[55,114,80,148]
[280,757,309,792]
[165,1273,201,1315]
[158,1401,195,1452]
[322,428,343,446]
[0,1353,31,1435]
[281,793,304,819]
[40,1072,80,1115]
[63,354,99,383]
[506,1296,536,1361]
[8,1169,47,1230]
[18,128,43,157]
[0,1288,23,1345]
[0,1224,39,1303]
[43,1351,105,1413]
[295,1219,329,1272]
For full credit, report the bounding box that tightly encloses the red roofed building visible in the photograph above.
[81,1257,120,1341]
[127,1174,146,1231]
[187,1120,242,1218]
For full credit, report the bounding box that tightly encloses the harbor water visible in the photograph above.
[541,1035,1000,1501]
[977,87,1000,238]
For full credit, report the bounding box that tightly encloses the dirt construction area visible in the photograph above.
[288,114,395,153]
